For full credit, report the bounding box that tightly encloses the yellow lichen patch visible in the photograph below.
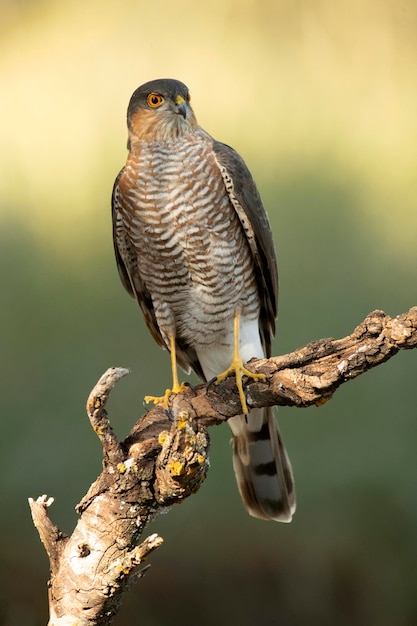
[196,454,205,466]
[168,461,185,476]
[176,410,190,430]
[158,431,169,445]
[94,399,102,409]
[117,462,126,474]
[94,425,103,435]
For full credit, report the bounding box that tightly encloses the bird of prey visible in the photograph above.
[112,78,296,522]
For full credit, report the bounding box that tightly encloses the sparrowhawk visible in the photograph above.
[112,78,296,522]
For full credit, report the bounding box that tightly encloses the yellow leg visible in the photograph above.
[144,335,188,409]
[215,311,266,415]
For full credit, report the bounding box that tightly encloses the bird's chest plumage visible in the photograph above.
[119,135,259,344]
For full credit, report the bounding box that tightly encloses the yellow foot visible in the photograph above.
[215,358,266,416]
[144,382,189,410]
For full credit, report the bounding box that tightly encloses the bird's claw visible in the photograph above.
[214,359,266,416]
[144,381,189,410]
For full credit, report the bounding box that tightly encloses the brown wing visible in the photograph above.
[112,168,163,347]
[212,140,278,357]
[111,169,205,379]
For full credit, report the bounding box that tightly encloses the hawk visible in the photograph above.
[112,78,296,522]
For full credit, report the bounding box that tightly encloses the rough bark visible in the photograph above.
[29,307,417,625]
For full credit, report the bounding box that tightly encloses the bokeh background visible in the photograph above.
[1,0,416,624]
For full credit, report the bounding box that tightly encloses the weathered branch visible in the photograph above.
[30,307,417,625]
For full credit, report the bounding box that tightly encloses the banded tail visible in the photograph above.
[229,407,295,521]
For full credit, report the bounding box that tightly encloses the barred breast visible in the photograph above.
[118,130,260,349]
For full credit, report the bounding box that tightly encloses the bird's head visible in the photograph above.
[126,78,198,146]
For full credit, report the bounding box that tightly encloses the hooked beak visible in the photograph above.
[174,95,188,119]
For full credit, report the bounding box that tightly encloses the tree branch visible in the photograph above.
[30,307,417,625]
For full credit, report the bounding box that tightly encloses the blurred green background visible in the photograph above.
[1,0,416,624]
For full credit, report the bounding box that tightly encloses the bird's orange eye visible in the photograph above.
[147,93,164,108]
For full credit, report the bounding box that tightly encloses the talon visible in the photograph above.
[215,361,265,415]
[144,335,189,410]
[183,381,197,396]
[144,389,171,409]
[214,311,266,416]
[206,376,217,391]
[144,382,188,410]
